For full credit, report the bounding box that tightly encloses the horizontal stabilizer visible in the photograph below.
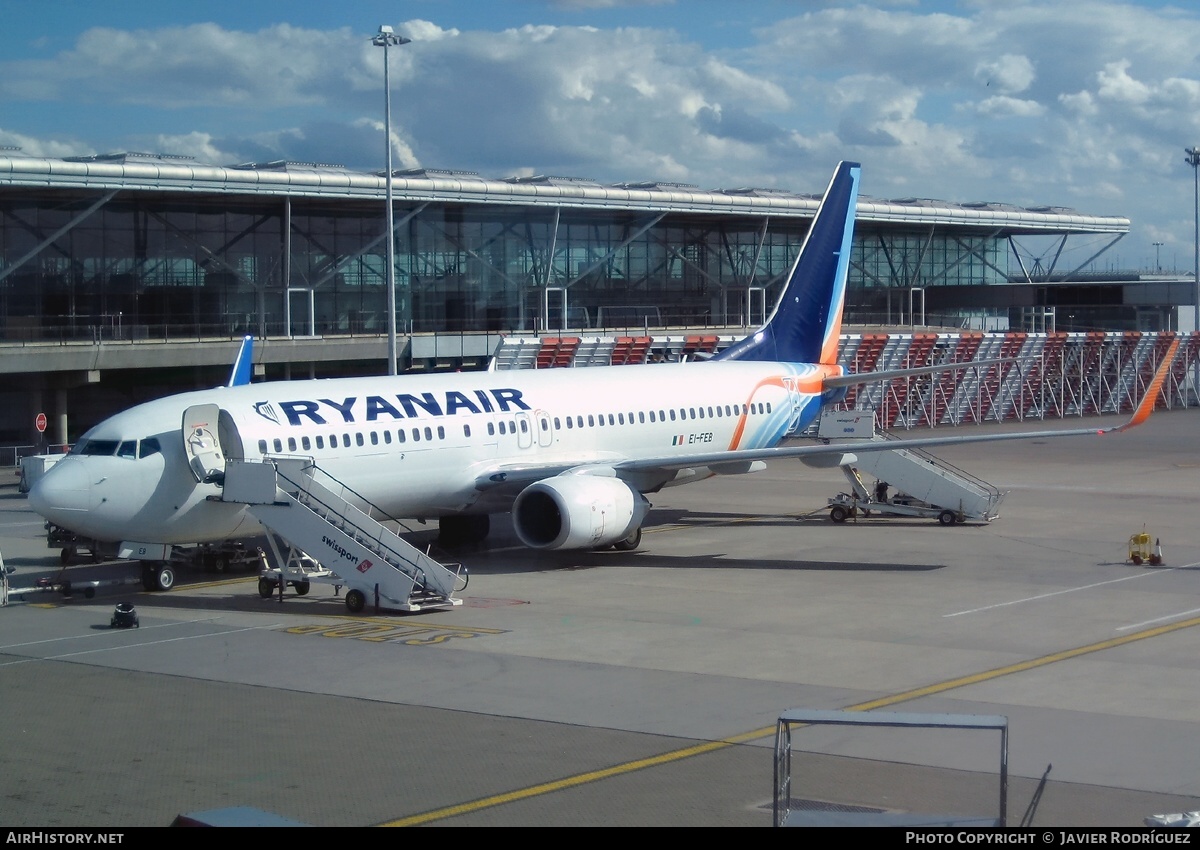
[823,358,1013,389]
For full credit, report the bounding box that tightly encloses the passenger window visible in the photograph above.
[412,428,421,442]
[649,411,656,423]
[383,431,391,444]
[689,408,696,419]
[464,424,471,437]
[301,436,311,451]
[342,434,351,448]
[355,433,364,447]
[287,437,297,452]
[437,426,445,439]
[257,439,268,454]
[425,426,433,440]
[370,432,378,445]
[608,414,615,425]
[316,436,324,449]
[519,420,528,434]
[397,429,406,443]
[766,402,772,413]
[487,422,495,436]
[588,415,595,427]
[576,416,583,428]
[638,412,645,424]
[499,421,506,435]
[273,439,283,453]
[566,418,573,429]
[553,417,560,429]
[541,418,549,430]
[669,410,676,421]
[618,413,625,425]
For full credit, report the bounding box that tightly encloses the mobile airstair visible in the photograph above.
[812,411,1006,525]
[220,458,465,614]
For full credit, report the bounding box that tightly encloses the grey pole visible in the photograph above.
[1187,148,1200,400]
[374,25,411,376]
[1185,147,1195,331]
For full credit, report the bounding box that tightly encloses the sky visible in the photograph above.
[4,0,1200,274]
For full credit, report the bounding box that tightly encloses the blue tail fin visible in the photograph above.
[713,161,860,366]
[226,335,254,387]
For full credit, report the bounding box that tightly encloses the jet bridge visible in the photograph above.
[220,458,464,613]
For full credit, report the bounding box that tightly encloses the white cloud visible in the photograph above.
[0,128,92,159]
[973,96,1046,119]
[5,3,1200,268]
[974,54,1036,94]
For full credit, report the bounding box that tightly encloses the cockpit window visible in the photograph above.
[77,439,120,456]
[139,438,161,459]
[117,441,137,458]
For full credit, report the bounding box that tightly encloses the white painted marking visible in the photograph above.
[942,566,1199,618]
[0,622,280,666]
[1116,608,1200,632]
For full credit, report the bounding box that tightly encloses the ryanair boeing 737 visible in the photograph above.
[28,162,1167,603]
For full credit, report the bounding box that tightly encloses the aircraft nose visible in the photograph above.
[28,457,92,521]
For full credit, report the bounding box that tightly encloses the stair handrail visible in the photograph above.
[271,462,453,596]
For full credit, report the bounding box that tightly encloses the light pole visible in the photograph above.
[374,24,410,376]
[1187,148,1200,335]
[1153,241,1164,273]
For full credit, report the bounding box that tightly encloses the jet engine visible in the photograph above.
[512,473,649,550]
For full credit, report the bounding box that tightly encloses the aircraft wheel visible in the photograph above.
[937,510,957,526]
[258,577,276,598]
[613,526,642,551]
[345,589,366,614]
[141,565,158,592]
[60,547,75,566]
[214,554,230,574]
[152,565,175,592]
[84,587,95,599]
[294,581,311,596]
[830,506,849,523]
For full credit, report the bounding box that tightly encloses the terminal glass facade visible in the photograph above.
[1,189,1012,342]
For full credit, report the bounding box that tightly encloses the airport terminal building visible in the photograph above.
[1,151,1196,452]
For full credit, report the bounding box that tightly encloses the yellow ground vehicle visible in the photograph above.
[1128,531,1163,566]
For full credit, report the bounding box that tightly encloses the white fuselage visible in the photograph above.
[30,360,838,547]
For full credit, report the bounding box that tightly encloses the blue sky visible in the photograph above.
[5,1,1200,273]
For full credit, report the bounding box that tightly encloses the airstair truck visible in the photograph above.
[813,410,1006,525]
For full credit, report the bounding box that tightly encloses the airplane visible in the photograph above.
[28,161,1170,594]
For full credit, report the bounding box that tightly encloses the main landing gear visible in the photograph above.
[140,563,175,592]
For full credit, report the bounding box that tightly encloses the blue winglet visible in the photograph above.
[226,335,255,387]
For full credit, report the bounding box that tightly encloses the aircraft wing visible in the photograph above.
[473,395,1157,493]
[473,336,1175,492]
[469,419,1110,494]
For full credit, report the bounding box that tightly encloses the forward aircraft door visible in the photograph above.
[182,404,245,482]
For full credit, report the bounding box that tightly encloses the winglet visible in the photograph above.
[226,335,255,387]
[1112,336,1179,433]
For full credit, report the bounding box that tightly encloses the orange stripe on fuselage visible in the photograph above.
[725,366,841,450]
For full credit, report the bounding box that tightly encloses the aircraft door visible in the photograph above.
[514,412,534,449]
[535,409,553,448]
[218,409,245,462]
[182,404,227,483]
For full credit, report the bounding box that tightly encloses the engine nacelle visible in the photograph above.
[512,474,649,550]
